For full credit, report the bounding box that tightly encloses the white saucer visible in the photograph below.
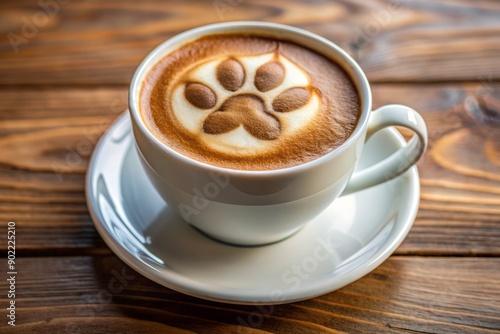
[86,113,419,305]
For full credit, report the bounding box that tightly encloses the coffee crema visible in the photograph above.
[140,34,360,170]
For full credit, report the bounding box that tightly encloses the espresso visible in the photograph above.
[140,34,360,170]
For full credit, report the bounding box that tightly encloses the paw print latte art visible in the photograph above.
[171,53,319,154]
[140,35,360,170]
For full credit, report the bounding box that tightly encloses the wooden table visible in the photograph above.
[1,0,499,332]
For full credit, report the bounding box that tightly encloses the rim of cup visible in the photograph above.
[129,21,372,176]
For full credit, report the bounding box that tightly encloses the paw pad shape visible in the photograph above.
[183,55,313,141]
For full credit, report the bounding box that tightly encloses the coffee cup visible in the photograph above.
[128,21,427,246]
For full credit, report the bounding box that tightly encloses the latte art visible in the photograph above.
[170,53,319,154]
[140,34,360,170]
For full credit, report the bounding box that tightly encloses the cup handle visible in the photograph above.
[342,104,428,196]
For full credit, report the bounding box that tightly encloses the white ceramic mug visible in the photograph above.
[129,21,428,246]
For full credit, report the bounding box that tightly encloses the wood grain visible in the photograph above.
[0,84,499,255]
[0,256,498,333]
[372,84,500,255]
[0,88,126,253]
[0,0,499,85]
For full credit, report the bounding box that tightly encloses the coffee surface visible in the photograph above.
[140,34,360,170]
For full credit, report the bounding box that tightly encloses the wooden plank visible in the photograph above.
[372,84,500,255]
[0,88,126,254]
[0,84,499,255]
[0,0,499,85]
[0,255,498,333]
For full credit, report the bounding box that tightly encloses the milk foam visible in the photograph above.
[170,53,319,155]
